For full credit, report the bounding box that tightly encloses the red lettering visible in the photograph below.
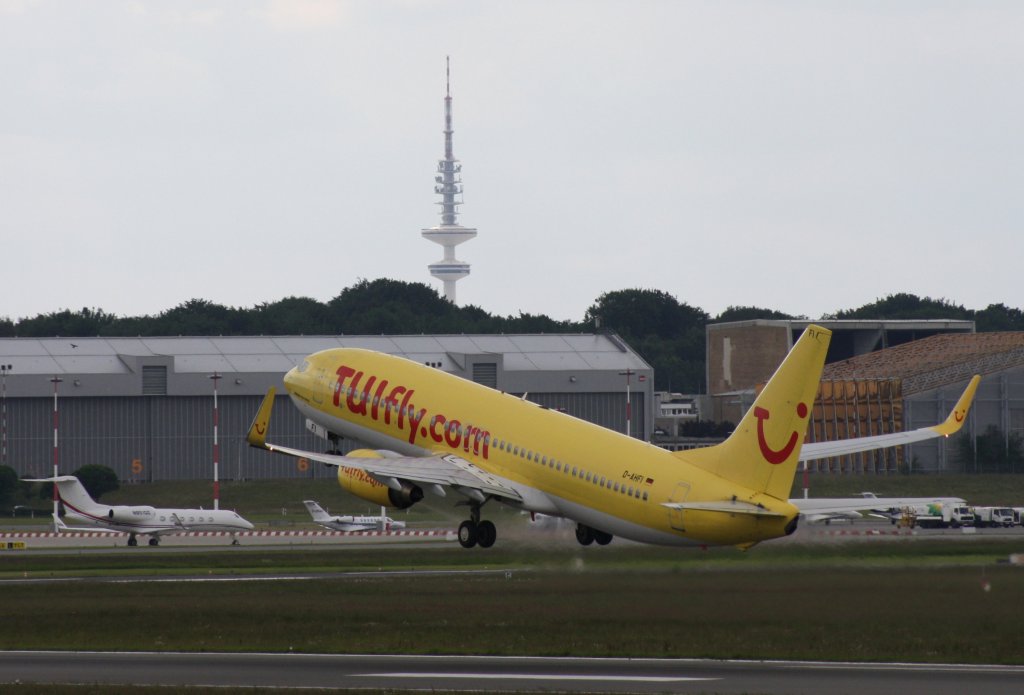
[430,414,446,443]
[346,371,369,415]
[329,364,493,461]
[407,407,427,445]
[398,388,414,429]
[371,379,389,421]
[384,385,406,426]
[444,419,462,448]
[334,365,356,407]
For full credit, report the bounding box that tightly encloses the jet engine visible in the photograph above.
[337,449,423,510]
[106,505,157,523]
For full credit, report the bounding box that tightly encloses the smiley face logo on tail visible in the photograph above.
[754,402,808,465]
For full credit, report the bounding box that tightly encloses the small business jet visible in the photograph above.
[303,500,405,531]
[30,475,254,546]
[247,325,979,550]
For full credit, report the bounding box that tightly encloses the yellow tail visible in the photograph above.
[681,325,831,500]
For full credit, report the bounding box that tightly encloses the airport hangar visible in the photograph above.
[0,334,653,483]
[704,319,1024,474]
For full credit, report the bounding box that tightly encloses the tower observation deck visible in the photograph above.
[421,57,477,304]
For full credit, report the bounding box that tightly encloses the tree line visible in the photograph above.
[2,282,1023,392]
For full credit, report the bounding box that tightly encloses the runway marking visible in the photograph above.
[359,672,717,682]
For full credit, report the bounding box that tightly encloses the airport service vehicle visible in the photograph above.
[904,501,975,529]
[973,506,1015,528]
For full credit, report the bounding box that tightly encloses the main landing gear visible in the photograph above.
[575,523,613,546]
[458,503,497,549]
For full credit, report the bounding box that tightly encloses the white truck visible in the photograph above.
[973,506,1016,528]
[901,501,975,529]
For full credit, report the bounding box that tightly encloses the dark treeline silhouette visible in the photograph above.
[2,282,1023,393]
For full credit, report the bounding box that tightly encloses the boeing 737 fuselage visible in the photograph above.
[248,326,979,550]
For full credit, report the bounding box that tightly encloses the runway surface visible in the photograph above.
[2,651,1023,694]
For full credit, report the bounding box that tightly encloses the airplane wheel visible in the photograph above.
[593,530,613,546]
[575,524,594,546]
[148,537,159,546]
[127,536,138,547]
[477,520,497,548]
[458,520,478,548]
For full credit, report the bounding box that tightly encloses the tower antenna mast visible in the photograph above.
[422,56,477,304]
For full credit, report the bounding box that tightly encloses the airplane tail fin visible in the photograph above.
[681,325,831,500]
[25,476,106,518]
[304,500,331,522]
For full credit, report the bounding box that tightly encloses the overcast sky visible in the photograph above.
[1,1,1021,324]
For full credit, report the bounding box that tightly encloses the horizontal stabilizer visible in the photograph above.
[662,499,788,518]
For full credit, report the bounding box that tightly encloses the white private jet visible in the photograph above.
[30,476,254,546]
[303,500,405,531]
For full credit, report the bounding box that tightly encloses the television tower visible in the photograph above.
[422,56,477,304]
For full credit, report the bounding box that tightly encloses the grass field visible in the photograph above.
[2,540,1023,664]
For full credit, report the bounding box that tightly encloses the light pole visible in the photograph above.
[210,372,221,510]
[1,364,11,469]
[50,376,63,519]
[619,369,635,439]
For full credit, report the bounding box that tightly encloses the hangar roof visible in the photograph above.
[0,333,650,377]
[821,332,1024,395]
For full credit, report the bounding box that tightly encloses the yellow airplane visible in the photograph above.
[247,325,979,549]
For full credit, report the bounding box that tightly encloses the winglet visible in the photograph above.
[246,387,276,448]
[931,375,980,437]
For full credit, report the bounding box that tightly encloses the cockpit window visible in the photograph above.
[297,360,310,373]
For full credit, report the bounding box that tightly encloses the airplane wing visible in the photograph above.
[53,514,180,536]
[790,496,964,519]
[246,389,523,504]
[799,375,979,462]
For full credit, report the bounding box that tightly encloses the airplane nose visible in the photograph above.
[283,365,299,391]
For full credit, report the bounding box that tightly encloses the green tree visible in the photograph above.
[328,279,460,334]
[955,426,1024,473]
[15,307,119,337]
[584,289,709,391]
[0,464,18,508]
[252,297,331,335]
[73,464,120,500]
[826,293,972,321]
[715,306,800,322]
[157,299,252,336]
[974,303,1024,332]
